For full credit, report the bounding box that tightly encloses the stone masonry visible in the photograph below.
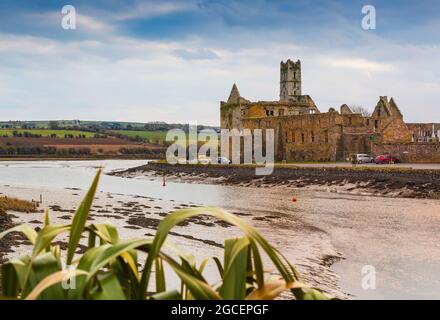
[220,59,440,162]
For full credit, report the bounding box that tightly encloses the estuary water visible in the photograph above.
[1,159,440,299]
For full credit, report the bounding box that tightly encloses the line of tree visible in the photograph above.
[118,148,163,155]
[0,146,91,156]
[3,131,43,138]
[2,131,107,139]
[110,133,169,145]
[0,146,165,156]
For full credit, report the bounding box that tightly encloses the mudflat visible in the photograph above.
[111,162,440,199]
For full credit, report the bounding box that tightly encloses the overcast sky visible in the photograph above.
[0,0,439,125]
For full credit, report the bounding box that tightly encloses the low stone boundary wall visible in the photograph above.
[373,143,440,163]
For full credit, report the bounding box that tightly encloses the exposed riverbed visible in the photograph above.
[1,160,440,299]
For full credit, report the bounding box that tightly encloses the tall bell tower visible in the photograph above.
[280,59,302,101]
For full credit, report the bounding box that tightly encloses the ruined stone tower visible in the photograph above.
[280,59,302,101]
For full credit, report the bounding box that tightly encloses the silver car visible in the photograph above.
[217,156,231,164]
[355,154,374,164]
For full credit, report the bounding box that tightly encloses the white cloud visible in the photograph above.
[111,1,197,21]
[76,14,115,32]
[21,10,114,35]
[0,35,57,54]
[0,27,439,125]
[321,57,395,73]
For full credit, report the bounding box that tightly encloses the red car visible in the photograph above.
[375,155,400,164]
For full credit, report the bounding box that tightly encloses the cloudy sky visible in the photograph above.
[0,0,439,125]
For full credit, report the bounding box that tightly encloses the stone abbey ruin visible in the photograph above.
[220,59,440,162]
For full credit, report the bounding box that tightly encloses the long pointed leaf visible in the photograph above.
[25,269,88,300]
[66,169,101,265]
[220,238,249,299]
[0,224,37,245]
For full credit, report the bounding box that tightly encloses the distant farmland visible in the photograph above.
[111,130,167,142]
[0,129,97,138]
[110,130,215,147]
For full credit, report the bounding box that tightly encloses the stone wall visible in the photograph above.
[372,143,440,163]
[407,123,440,143]
[242,112,342,161]
[241,112,377,162]
[220,102,242,130]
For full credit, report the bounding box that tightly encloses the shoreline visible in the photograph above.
[110,162,440,199]
[3,160,440,299]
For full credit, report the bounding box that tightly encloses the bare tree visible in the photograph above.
[349,105,371,117]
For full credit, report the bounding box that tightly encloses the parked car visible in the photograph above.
[375,155,400,164]
[217,156,231,164]
[198,156,231,164]
[355,154,375,164]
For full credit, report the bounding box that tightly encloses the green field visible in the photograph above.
[111,130,168,142]
[0,129,97,138]
[111,130,218,146]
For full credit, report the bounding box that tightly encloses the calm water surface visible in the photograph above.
[1,159,440,299]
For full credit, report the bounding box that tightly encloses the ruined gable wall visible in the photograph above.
[339,113,375,160]
[220,101,242,130]
[370,97,412,144]
[381,119,413,144]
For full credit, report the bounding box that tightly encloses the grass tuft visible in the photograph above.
[0,196,38,214]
